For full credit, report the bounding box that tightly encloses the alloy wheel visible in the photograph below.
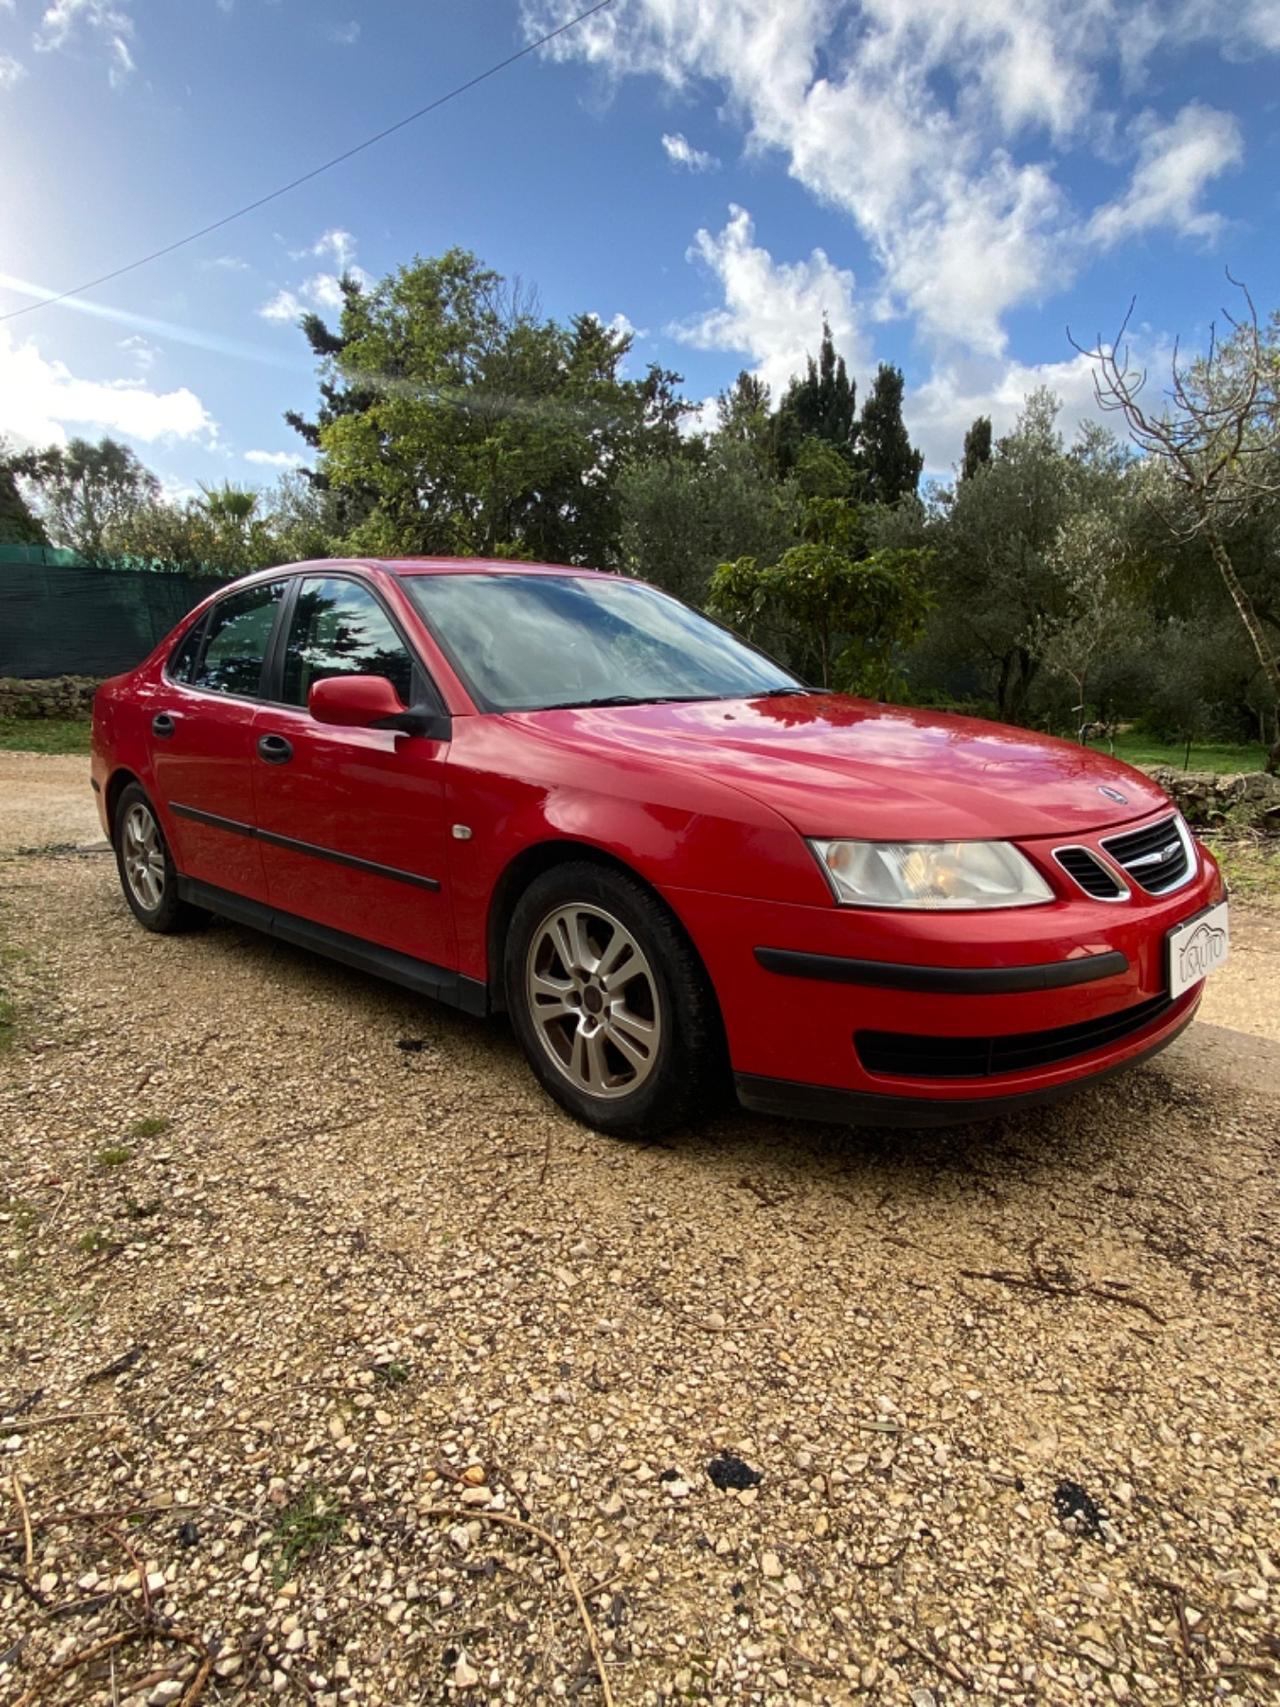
[121,801,166,911]
[525,902,662,1099]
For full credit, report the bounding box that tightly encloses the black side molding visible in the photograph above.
[169,802,441,893]
[177,877,488,1017]
[754,945,1129,995]
[734,996,1198,1128]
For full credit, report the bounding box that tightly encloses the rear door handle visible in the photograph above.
[152,712,177,739]
[257,733,293,765]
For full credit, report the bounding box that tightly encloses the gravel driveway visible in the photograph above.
[2,753,1278,1707]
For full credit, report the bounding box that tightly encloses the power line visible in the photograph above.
[0,0,615,326]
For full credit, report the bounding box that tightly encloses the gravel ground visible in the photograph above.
[2,754,1278,1707]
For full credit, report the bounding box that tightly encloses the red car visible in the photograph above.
[91,558,1230,1136]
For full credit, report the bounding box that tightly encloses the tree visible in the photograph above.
[618,439,798,605]
[960,415,992,481]
[0,441,47,545]
[708,485,931,697]
[856,363,922,505]
[16,436,158,558]
[771,319,857,474]
[1033,507,1140,740]
[917,390,1115,721]
[1074,279,1280,771]
[299,251,690,564]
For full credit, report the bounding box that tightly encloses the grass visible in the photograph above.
[0,717,92,755]
[1206,834,1280,906]
[130,1115,171,1139]
[1087,730,1268,774]
[272,1488,344,1585]
[0,994,13,1055]
[95,1145,132,1167]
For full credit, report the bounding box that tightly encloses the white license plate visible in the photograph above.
[1166,900,1230,999]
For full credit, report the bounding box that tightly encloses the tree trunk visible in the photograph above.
[1204,524,1280,774]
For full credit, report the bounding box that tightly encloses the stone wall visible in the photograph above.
[1143,765,1280,832]
[0,676,101,719]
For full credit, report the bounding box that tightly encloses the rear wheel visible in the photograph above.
[112,783,207,934]
[506,861,722,1137]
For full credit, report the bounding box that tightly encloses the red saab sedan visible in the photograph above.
[91,558,1229,1136]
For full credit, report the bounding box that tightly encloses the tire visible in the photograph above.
[505,860,724,1138]
[112,782,208,934]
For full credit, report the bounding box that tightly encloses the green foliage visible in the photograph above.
[300,252,689,565]
[856,364,922,505]
[772,318,857,474]
[618,440,798,605]
[16,436,159,558]
[95,1146,132,1167]
[960,416,992,481]
[709,540,932,695]
[272,1488,344,1585]
[130,1116,171,1138]
[0,441,47,545]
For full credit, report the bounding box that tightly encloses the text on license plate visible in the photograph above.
[1166,900,1230,1000]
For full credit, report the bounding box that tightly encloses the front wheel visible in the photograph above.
[505,861,723,1137]
[112,783,207,934]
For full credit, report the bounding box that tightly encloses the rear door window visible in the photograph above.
[190,582,286,698]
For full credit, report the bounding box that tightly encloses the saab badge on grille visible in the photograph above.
[1097,784,1128,804]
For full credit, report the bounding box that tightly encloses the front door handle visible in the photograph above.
[257,733,293,765]
[152,712,177,739]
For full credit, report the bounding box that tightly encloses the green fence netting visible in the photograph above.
[0,554,233,678]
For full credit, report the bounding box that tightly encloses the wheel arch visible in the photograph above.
[485,838,720,1035]
[105,766,143,836]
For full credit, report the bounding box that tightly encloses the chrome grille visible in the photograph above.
[1101,814,1192,895]
[1054,846,1127,900]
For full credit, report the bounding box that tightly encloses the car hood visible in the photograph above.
[506,693,1172,840]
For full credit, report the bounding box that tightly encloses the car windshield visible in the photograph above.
[404,572,805,712]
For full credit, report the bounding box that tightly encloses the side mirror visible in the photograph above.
[308,675,450,739]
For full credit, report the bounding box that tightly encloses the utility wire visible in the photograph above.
[0,0,614,325]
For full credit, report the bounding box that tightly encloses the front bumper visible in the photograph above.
[662,821,1223,1122]
[734,990,1200,1126]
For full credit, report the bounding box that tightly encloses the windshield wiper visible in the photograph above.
[752,685,822,697]
[534,693,719,711]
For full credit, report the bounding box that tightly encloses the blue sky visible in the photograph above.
[1,0,1277,491]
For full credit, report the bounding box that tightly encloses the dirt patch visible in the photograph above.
[1,756,1278,1705]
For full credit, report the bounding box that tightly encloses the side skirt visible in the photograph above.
[177,877,489,1018]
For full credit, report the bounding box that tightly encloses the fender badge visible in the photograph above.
[1097,784,1128,804]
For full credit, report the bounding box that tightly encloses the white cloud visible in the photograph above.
[661,131,719,171]
[0,328,215,448]
[259,289,302,324]
[262,231,372,326]
[202,254,250,272]
[297,229,358,268]
[523,0,1273,353]
[1088,103,1243,248]
[327,19,360,45]
[671,205,866,402]
[245,448,306,469]
[118,333,158,372]
[906,350,1108,472]
[0,53,27,88]
[34,0,137,85]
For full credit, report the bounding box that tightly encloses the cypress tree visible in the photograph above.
[857,363,923,505]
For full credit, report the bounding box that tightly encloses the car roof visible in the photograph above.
[362,557,603,578]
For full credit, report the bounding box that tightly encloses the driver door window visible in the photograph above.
[281,577,415,709]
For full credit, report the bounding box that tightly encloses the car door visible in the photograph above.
[148,578,288,904]
[250,572,456,972]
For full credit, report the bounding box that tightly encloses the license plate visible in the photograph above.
[1166,900,1230,999]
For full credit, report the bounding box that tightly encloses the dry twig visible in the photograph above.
[423,1503,615,1707]
[11,1472,34,1571]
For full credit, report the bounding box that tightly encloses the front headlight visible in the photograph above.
[810,839,1054,909]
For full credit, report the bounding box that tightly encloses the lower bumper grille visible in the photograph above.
[856,992,1177,1080]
